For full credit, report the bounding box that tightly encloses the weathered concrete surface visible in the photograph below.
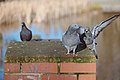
[5,40,96,63]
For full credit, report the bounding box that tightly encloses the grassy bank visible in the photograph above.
[0,0,91,27]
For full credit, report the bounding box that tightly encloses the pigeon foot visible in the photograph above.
[73,53,78,56]
[66,53,70,55]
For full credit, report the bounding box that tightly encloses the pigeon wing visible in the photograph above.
[91,14,120,39]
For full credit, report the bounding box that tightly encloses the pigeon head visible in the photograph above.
[67,24,81,33]
[69,24,80,30]
[84,27,91,35]
[84,27,90,33]
[21,22,26,28]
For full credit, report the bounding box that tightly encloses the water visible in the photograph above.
[30,23,63,39]
[0,61,4,80]
[0,71,3,80]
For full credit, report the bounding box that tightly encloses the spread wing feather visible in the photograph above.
[92,14,120,39]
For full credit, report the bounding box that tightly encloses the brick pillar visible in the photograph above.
[4,41,96,80]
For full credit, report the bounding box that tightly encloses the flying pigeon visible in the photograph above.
[62,24,85,56]
[83,14,120,59]
[20,22,32,41]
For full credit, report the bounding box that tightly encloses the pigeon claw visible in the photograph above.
[73,53,78,57]
[66,53,70,55]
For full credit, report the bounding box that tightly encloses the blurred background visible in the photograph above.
[0,0,120,80]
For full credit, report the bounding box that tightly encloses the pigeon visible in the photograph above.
[20,22,32,41]
[83,27,98,59]
[83,14,120,59]
[62,24,84,56]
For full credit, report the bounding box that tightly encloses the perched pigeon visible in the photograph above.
[84,27,98,59]
[20,22,32,41]
[83,14,120,59]
[62,24,84,56]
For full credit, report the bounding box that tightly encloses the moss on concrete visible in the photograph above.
[5,40,96,63]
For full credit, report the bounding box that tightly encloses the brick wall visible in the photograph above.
[4,63,96,80]
[4,41,96,80]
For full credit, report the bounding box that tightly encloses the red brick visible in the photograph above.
[4,75,20,80]
[79,74,96,80]
[4,75,39,80]
[42,74,77,80]
[61,63,96,73]
[4,63,20,72]
[22,63,58,73]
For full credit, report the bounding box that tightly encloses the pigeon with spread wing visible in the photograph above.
[84,14,120,59]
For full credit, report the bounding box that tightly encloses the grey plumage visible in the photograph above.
[83,27,93,45]
[62,24,84,56]
[20,22,32,41]
[62,14,120,58]
[92,14,120,39]
[84,14,120,59]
